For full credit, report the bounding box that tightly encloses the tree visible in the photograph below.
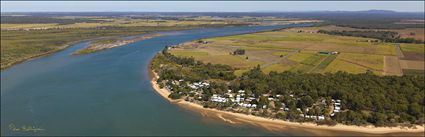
[301,95,314,107]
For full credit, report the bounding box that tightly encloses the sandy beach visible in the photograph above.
[150,71,425,135]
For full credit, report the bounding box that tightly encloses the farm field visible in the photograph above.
[168,26,424,75]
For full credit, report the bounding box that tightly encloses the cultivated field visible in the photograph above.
[169,26,425,75]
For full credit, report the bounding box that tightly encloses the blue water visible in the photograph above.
[1,24,364,136]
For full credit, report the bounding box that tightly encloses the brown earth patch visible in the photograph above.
[402,52,425,61]
[384,56,402,76]
[399,60,425,70]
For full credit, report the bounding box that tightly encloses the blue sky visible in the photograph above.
[1,1,424,12]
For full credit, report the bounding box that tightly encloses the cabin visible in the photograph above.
[211,94,227,103]
[197,40,209,44]
[233,49,245,55]
[318,51,339,55]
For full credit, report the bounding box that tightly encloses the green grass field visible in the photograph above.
[400,43,425,54]
[169,50,209,58]
[288,53,314,62]
[263,64,292,73]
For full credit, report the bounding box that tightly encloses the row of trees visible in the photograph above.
[153,48,237,82]
[318,30,424,44]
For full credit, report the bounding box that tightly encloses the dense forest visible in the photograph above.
[318,30,424,44]
[235,66,424,126]
[153,48,425,127]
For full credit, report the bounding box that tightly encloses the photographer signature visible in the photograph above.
[9,123,45,133]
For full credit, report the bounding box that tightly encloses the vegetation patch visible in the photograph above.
[262,64,292,73]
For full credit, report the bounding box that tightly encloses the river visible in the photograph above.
[0,24,398,136]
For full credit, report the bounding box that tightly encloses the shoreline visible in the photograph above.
[1,40,80,70]
[149,69,425,134]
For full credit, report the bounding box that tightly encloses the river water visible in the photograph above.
[1,24,388,136]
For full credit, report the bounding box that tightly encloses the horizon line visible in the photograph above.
[2,10,424,13]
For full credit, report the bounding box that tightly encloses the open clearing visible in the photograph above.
[169,26,424,75]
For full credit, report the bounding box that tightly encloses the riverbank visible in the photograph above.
[149,70,425,134]
[1,40,78,70]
